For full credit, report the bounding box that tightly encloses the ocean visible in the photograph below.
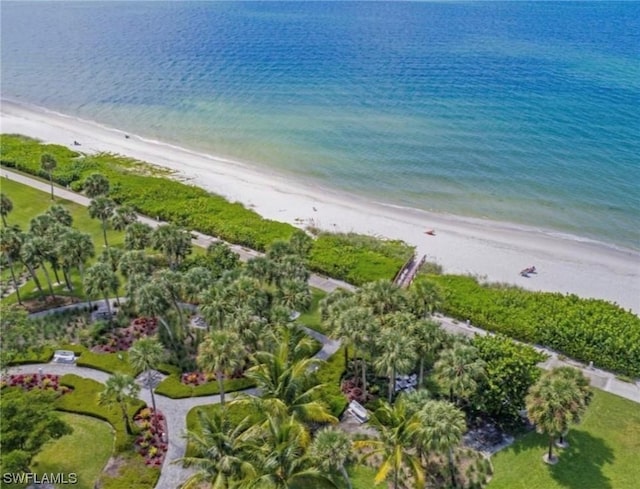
[1,1,639,250]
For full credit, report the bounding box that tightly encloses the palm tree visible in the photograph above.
[21,235,56,299]
[0,226,24,304]
[29,213,53,238]
[418,400,467,488]
[277,279,311,313]
[176,409,256,489]
[129,338,164,427]
[118,250,152,278]
[83,262,119,321]
[241,339,337,425]
[98,373,140,435]
[197,330,245,405]
[124,222,153,250]
[354,400,425,489]
[182,266,214,303]
[58,229,94,301]
[409,278,444,318]
[199,282,230,330]
[245,415,337,489]
[17,232,45,299]
[150,224,192,270]
[0,193,13,226]
[374,325,418,403]
[40,153,57,200]
[309,427,353,489]
[135,281,174,341]
[154,269,186,325]
[553,366,592,446]
[359,280,406,317]
[434,343,486,405]
[89,196,116,249]
[410,318,445,388]
[45,204,73,227]
[83,173,110,198]
[526,367,591,463]
[111,204,137,231]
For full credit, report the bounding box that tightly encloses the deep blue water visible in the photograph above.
[2,1,639,249]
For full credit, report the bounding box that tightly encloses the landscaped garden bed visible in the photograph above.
[134,408,168,468]
[3,373,73,395]
[92,317,158,354]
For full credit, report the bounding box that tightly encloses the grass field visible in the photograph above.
[31,413,114,489]
[488,389,640,489]
[297,287,327,333]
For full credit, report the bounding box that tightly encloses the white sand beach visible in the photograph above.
[1,100,639,313]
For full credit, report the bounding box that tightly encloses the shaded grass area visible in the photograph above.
[31,413,113,489]
[488,389,640,489]
[0,177,126,305]
[155,375,255,399]
[298,287,327,333]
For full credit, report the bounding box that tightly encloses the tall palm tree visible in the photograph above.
[309,427,353,489]
[45,204,73,227]
[245,415,337,489]
[21,235,56,299]
[129,338,164,427]
[197,330,245,405]
[40,153,57,200]
[135,281,174,341]
[150,224,192,270]
[0,226,24,304]
[526,367,591,463]
[359,280,406,317]
[154,269,185,325]
[0,193,13,226]
[409,278,444,318]
[83,173,110,198]
[118,250,152,278]
[374,326,418,403]
[199,282,230,330]
[124,221,153,250]
[58,229,94,301]
[418,400,467,488]
[98,373,140,435]
[410,318,445,388]
[29,213,53,238]
[354,400,425,489]
[83,262,119,321]
[16,232,45,299]
[277,279,311,314]
[111,204,137,231]
[434,343,486,405]
[89,196,116,249]
[245,256,277,285]
[176,409,256,489]
[182,266,214,303]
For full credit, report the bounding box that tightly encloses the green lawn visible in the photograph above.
[31,413,114,489]
[488,389,640,489]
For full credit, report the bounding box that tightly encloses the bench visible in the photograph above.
[347,400,369,423]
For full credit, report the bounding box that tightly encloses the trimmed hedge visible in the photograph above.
[155,375,255,399]
[55,374,144,452]
[313,347,348,417]
[7,347,53,365]
[429,275,640,377]
[56,344,139,377]
[1,134,410,282]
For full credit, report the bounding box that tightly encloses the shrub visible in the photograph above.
[155,374,255,399]
[430,275,640,377]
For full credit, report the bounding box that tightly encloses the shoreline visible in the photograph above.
[1,99,639,313]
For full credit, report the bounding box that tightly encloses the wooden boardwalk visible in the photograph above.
[393,254,426,288]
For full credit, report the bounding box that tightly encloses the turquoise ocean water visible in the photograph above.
[1,1,639,249]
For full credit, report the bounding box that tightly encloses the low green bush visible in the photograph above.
[308,233,413,286]
[7,347,53,365]
[313,347,348,417]
[55,374,144,452]
[430,275,640,377]
[155,375,255,399]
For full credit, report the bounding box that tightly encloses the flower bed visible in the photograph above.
[134,408,168,467]
[92,317,158,354]
[3,373,72,394]
[180,371,214,386]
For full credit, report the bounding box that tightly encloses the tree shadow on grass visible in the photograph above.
[549,430,614,489]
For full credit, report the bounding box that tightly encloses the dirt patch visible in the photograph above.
[21,295,81,313]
